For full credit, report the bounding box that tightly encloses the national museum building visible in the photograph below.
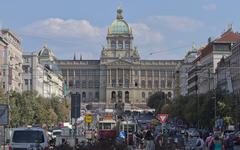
[56,8,181,108]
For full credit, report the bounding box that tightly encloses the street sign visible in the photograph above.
[71,94,81,119]
[157,114,168,124]
[84,115,93,123]
[0,104,9,125]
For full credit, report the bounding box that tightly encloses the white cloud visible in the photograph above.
[130,23,165,59]
[22,18,166,59]
[131,23,164,44]
[203,4,217,11]
[23,18,103,39]
[149,15,204,32]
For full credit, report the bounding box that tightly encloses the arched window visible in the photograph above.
[111,91,116,102]
[118,40,123,49]
[111,40,116,49]
[125,91,129,103]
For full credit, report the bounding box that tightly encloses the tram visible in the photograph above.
[120,120,137,145]
[98,119,117,139]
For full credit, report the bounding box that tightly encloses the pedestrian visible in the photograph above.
[195,135,205,150]
[205,133,214,150]
[211,135,223,150]
[223,133,234,150]
[144,130,155,150]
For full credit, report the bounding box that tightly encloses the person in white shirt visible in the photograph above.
[196,135,205,150]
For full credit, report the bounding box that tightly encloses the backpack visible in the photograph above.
[196,139,201,147]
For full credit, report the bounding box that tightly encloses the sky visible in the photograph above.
[0,0,240,60]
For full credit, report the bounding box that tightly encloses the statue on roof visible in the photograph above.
[116,7,123,20]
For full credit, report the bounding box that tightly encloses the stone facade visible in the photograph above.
[187,28,240,95]
[22,48,64,98]
[56,8,181,108]
[0,29,23,93]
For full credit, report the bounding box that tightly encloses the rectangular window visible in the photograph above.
[141,80,146,88]
[24,79,28,86]
[154,80,159,88]
[160,70,165,78]
[134,70,138,76]
[23,66,28,73]
[161,80,165,88]
[3,82,5,89]
[167,70,173,78]
[62,69,67,76]
[112,79,116,87]
[82,80,87,88]
[88,80,94,88]
[82,69,87,76]
[141,70,146,77]
[68,69,74,76]
[75,80,80,88]
[95,80,100,88]
[24,58,29,63]
[148,80,152,88]
[147,70,152,77]
[75,69,80,76]
[154,70,159,77]
[69,80,73,87]
[167,80,172,88]
[3,69,6,76]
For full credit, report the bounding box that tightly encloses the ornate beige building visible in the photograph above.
[56,8,181,108]
[0,29,23,93]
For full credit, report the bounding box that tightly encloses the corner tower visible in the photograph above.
[101,7,140,63]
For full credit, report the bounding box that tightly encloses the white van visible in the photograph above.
[9,127,49,150]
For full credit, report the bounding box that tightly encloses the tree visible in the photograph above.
[147,91,165,113]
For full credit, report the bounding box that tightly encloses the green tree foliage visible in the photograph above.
[171,90,240,129]
[147,91,166,112]
[0,89,69,127]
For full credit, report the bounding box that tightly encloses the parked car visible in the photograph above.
[8,127,49,150]
[52,129,62,140]
[234,131,240,145]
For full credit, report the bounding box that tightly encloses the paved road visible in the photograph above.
[235,145,240,150]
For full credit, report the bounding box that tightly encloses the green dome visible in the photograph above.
[109,20,130,34]
[108,7,131,34]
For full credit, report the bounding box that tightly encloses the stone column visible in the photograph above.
[116,68,118,86]
[152,70,154,89]
[138,69,141,87]
[109,69,112,87]
[123,69,125,87]
[130,69,132,87]
[116,40,119,49]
